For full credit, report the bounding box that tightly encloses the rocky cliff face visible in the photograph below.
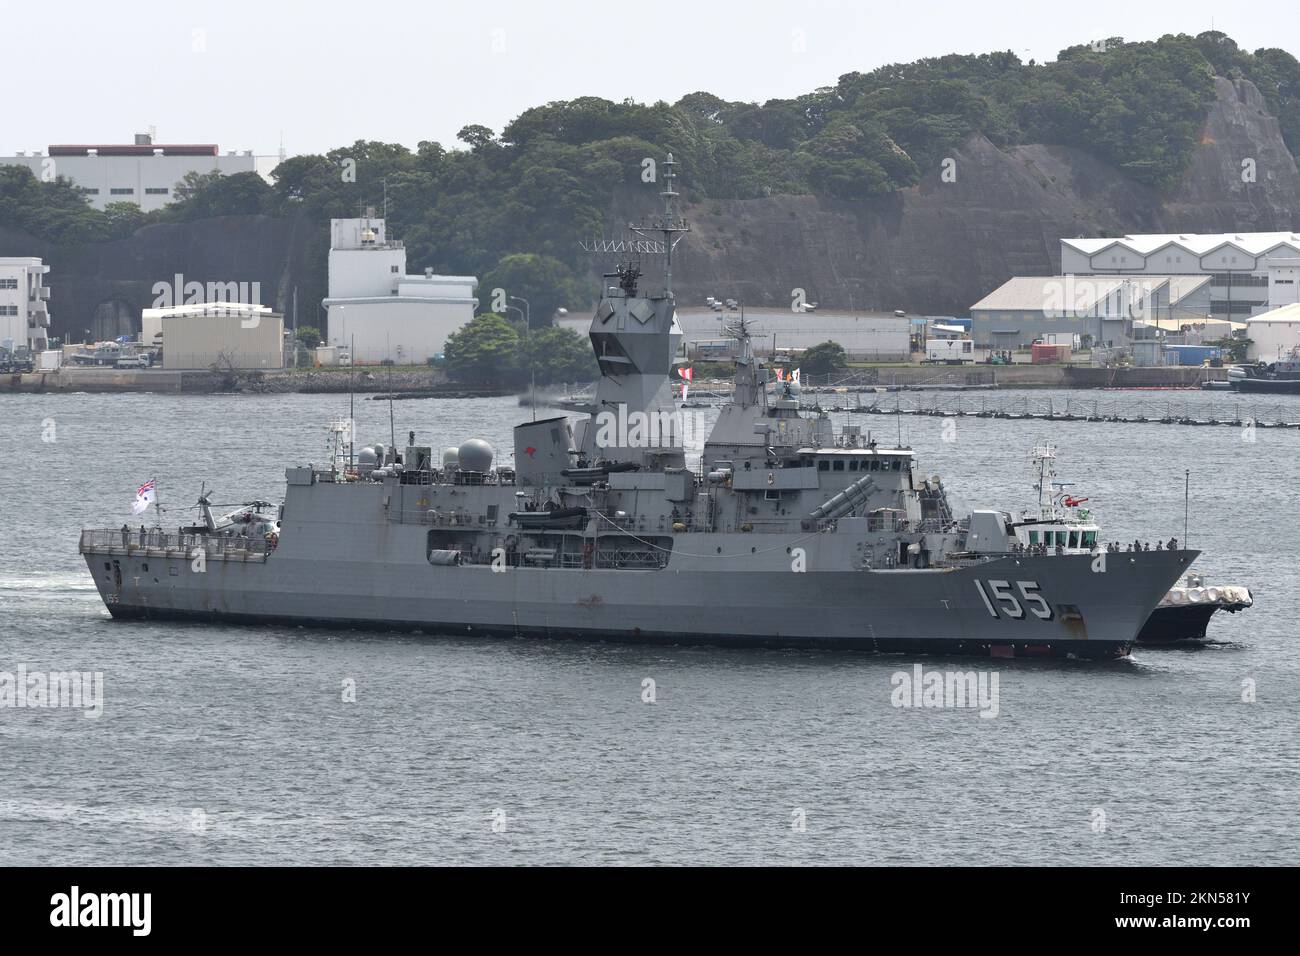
[0,215,310,342]
[666,76,1300,316]
[5,78,1298,340]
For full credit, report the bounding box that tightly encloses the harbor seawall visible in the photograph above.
[1,364,1225,395]
[0,366,507,396]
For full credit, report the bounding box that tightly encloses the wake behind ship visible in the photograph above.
[80,157,1195,659]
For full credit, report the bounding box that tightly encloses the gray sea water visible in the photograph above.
[1,389,1297,865]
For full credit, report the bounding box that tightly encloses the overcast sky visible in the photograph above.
[6,0,1298,159]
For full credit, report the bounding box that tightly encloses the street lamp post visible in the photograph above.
[508,295,530,330]
[506,301,536,421]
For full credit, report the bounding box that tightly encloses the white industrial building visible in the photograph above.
[969,275,1212,348]
[1245,303,1300,361]
[146,303,285,370]
[0,257,51,351]
[675,309,910,361]
[1060,233,1300,318]
[0,133,266,212]
[323,216,477,365]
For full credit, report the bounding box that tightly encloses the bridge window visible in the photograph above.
[1068,531,1079,549]
[818,460,829,472]
[848,460,859,471]
[1082,530,1097,548]
[1029,531,1040,545]
[832,460,844,472]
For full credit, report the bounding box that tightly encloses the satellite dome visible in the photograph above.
[357,446,378,466]
[442,446,460,468]
[458,438,494,473]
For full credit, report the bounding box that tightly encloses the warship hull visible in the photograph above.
[82,531,1196,660]
[1233,378,1300,394]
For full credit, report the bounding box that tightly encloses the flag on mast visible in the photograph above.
[132,479,156,515]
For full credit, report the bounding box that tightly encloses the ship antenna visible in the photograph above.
[626,153,689,298]
[661,153,679,296]
[388,362,397,450]
[151,478,163,530]
[349,333,355,473]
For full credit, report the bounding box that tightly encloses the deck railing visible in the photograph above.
[79,529,271,560]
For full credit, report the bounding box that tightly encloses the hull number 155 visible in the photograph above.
[974,579,1054,621]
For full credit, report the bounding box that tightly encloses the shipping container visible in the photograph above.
[1031,343,1071,364]
[1163,345,1222,366]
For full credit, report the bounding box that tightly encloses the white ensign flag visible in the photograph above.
[132,479,156,515]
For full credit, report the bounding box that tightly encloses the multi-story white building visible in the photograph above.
[0,133,264,212]
[1061,233,1300,319]
[323,216,477,365]
[0,257,51,351]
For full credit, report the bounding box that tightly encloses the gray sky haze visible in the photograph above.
[5,0,1298,159]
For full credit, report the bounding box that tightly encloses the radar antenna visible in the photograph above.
[580,154,690,298]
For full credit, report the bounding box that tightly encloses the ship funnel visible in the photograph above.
[514,416,575,487]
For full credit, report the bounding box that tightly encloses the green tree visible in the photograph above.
[295,325,322,350]
[479,253,591,327]
[800,341,847,375]
[523,326,598,385]
[457,124,497,151]
[800,119,918,200]
[169,170,273,219]
[443,313,522,386]
[102,201,147,238]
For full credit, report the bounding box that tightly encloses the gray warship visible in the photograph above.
[80,157,1197,659]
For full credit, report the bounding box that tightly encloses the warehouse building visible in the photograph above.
[149,303,285,370]
[323,216,477,365]
[1245,303,1300,361]
[969,275,1212,348]
[1060,233,1300,318]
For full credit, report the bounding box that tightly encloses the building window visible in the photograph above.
[0,305,18,316]
[1210,300,1265,316]
[144,187,168,195]
[390,265,399,273]
[110,187,135,195]
[1209,273,1267,288]
[81,187,100,195]
[0,278,17,289]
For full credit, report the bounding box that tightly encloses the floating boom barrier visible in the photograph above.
[818,394,1300,429]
